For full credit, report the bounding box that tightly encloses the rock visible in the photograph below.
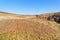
[47,13,60,23]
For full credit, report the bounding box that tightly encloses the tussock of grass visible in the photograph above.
[0,31,60,40]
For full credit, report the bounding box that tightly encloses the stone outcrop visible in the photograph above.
[47,12,60,23]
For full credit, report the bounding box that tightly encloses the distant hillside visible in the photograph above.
[0,12,60,40]
[0,12,21,16]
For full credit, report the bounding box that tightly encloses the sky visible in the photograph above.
[0,0,60,15]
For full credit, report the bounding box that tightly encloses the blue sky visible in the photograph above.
[0,0,60,15]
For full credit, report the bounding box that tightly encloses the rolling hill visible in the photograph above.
[0,12,60,40]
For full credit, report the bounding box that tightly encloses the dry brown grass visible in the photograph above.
[0,12,60,40]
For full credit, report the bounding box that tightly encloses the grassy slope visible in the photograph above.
[0,12,60,40]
